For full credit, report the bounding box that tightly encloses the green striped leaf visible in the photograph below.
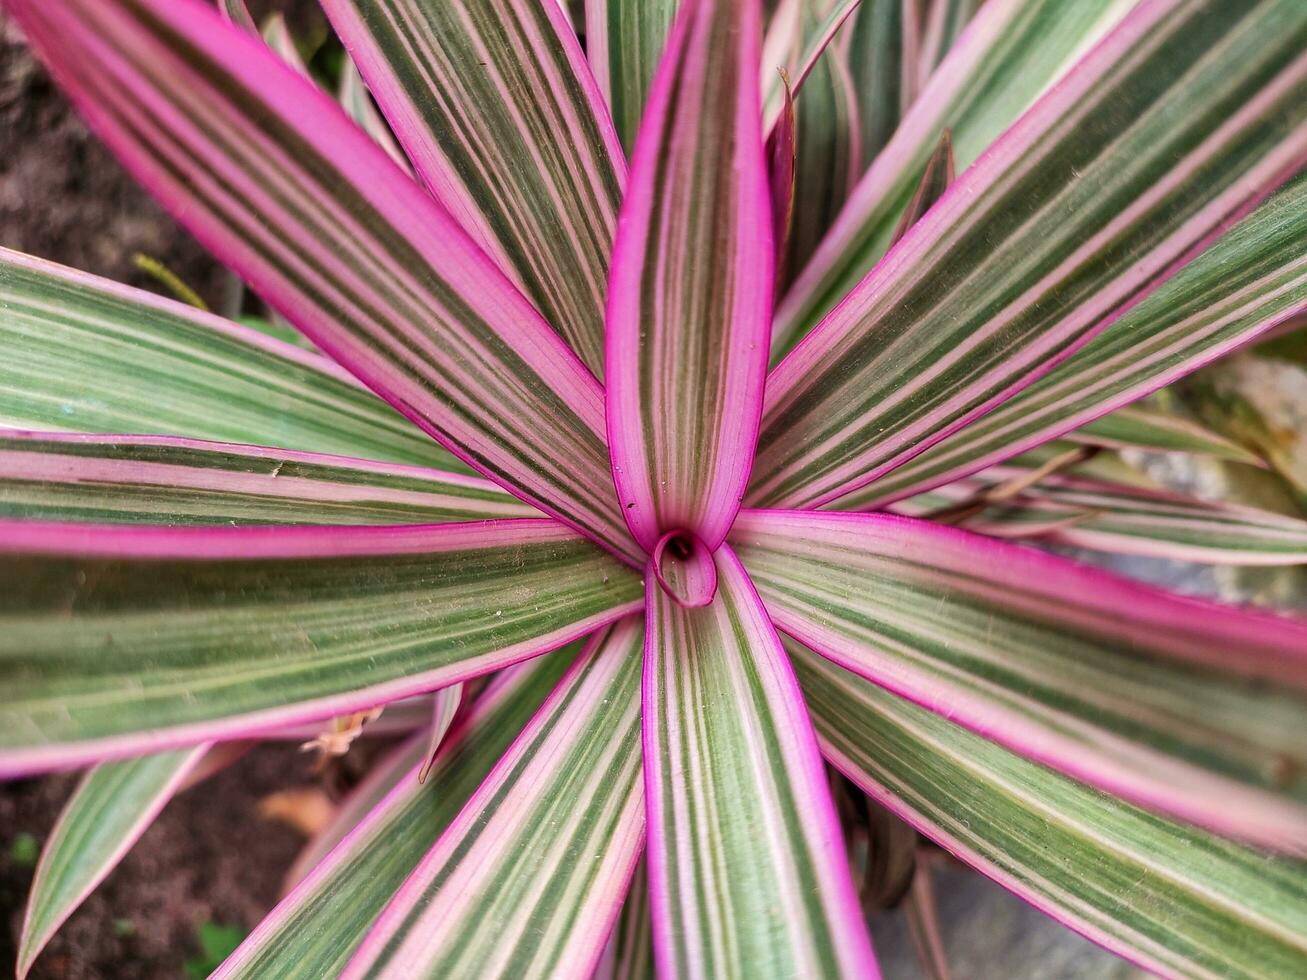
[606,0,773,554]
[893,464,1307,565]
[1070,404,1266,466]
[0,520,641,775]
[775,0,1131,349]
[0,432,535,526]
[796,646,1307,980]
[752,0,1307,511]
[782,1,863,285]
[320,0,624,377]
[595,860,655,980]
[760,0,864,131]
[217,652,574,978]
[844,170,1307,509]
[643,546,876,976]
[847,0,905,164]
[343,621,645,979]
[731,509,1307,852]
[7,0,641,564]
[916,0,984,87]
[17,745,208,979]
[586,0,680,152]
[0,250,460,471]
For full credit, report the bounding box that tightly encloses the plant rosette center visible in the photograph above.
[651,528,718,608]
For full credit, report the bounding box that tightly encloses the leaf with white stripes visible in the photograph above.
[605,0,773,555]
[775,0,1132,348]
[320,0,624,376]
[17,746,209,979]
[915,0,984,88]
[342,621,645,979]
[892,464,1307,565]
[1069,404,1265,466]
[782,1,863,285]
[217,652,574,978]
[643,546,877,977]
[751,0,1307,512]
[7,0,641,563]
[586,0,680,152]
[0,433,535,527]
[796,646,1307,980]
[0,250,459,471]
[731,509,1307,852]
[844,170,1307,509]
[0,520,641,775]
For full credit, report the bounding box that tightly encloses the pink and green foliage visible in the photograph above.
[2,0,1307,977]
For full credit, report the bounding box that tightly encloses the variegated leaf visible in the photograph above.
[321,0,623,376]
[606,0,773,555]
[343,621,645,979]
[775,0,1132,349]
[17,746,209,978]
[0,520,641,774]
[732,509,1307,852]
[0,433,535,526]
[586,0,680,152]
[752,0,1307,511]
[0,250,458,471]
[845,170,1307,508]
[643,545,877,976]
[7,0,641,563]
[797,646,1307,980]
[217,652,574,978]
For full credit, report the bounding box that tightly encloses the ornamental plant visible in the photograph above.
[2,0,1307,977]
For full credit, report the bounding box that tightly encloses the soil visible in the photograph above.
[0,746,316,980]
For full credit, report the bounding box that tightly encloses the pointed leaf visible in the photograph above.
[585,0,680,152]
[732,509,1307,852]
[843,170,1307,508]
[752,0,1307,510]
[337,58,408,170]
[0,250,459,470]
[761,0,864,131]
[8,0,641,564]
[606,0,773,552]
[643,545,877,977]
[775,0,1133,348]
[1070,404,1266,467]
[0,433,535,526]
[17,745,208,978]
[0,519,641,775]
[894,465,1307,565]
[217,652,574,978]
[888,127,953,247]
[782,6,863,284]
[796,646,1307,979]
[320,0,624,376]
[767,73,798,275]
[344,621,645,979]
[416,683,464,784]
